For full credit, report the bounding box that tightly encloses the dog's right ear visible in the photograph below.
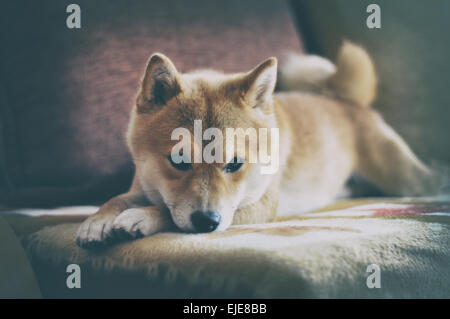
[138,53,181,112]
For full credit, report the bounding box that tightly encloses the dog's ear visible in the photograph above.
[139,53,181,110]
[240,57,277,108]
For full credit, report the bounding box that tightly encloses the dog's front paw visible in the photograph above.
[112,208,159,239]
[76,214,116,249]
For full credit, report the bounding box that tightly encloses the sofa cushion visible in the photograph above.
[11,198,450,298]
[0,0,303,207]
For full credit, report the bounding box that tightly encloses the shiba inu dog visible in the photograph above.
[76,42,438,249]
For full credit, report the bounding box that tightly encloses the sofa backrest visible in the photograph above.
[292,0,450,169]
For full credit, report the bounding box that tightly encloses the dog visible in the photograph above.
[76,42,439,249]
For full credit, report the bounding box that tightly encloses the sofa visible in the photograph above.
[0,0,449,298]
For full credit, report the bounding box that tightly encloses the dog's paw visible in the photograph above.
[112,208,158,239]
[76,214,116,249]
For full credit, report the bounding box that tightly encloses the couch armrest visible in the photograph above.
[0,215,41,298]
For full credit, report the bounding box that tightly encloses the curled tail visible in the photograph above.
[279,41,378,107]
[329,41,377,106]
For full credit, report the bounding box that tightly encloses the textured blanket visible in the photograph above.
[11,197,450,298]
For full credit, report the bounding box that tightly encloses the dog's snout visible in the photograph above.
[191,211,221,233]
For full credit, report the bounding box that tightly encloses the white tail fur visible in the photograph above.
[279,54,336,91]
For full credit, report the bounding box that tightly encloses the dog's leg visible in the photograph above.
[356,111,439,196]
[112,206,174,239]
[232,182,279,225]
[76,177,148,248]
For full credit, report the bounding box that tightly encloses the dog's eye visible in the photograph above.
[168,155,192,171]
[224,157,244,174]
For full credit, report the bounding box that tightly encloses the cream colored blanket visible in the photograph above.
[16,198,450,298]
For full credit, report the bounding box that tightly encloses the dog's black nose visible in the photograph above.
[191,211,221,233]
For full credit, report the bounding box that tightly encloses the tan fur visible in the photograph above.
[76,42,439,249]
[280,41,378,107]
[328,41,378,106]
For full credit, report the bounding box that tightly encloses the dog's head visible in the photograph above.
[127,54,279,233]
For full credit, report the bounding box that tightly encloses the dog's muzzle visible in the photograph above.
[191,210,221,232]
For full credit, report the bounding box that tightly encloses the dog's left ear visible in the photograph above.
[240,57,277,108]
